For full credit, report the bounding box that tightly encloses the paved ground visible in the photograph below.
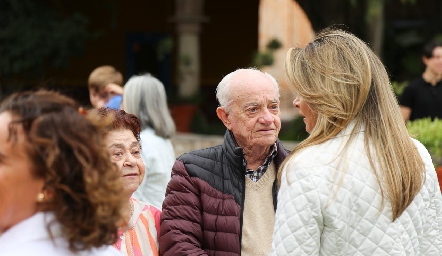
[171,132,298,157]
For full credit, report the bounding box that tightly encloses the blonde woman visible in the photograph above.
[271,29,442,255]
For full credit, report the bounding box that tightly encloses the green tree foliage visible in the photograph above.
[0,0,90,94]
[407,118,442,166]
[252,38,282,68]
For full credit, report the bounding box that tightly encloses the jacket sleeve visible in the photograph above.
[270,160,323,256]
[159,159,208,256]
[419,143,442,253]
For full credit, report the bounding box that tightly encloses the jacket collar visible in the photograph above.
[222,130,244,172]
[221,129,289,175]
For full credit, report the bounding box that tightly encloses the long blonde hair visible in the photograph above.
[280,28,425,221]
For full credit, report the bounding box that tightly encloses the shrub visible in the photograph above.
[406,118,442,166]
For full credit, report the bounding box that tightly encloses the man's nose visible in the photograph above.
[259,109,274,124]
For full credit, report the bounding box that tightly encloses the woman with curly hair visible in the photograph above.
[90,107,161,256]
[0,90,126,255]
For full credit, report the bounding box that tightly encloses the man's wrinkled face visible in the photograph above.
[222,72,281,149]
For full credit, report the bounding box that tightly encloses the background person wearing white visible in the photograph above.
[123,74,176,209]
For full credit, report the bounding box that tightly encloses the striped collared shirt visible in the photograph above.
[243,143,277,182]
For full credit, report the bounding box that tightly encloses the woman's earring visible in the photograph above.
[37,192,45,203]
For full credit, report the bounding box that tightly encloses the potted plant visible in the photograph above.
[406,118,442,190]
[252,38,282,68]
[168,53,204,133]
[168,92,204,133]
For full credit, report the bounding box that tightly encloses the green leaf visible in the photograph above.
[407,118,442,165]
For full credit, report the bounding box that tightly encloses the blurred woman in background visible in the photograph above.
[123,74,176,209]
[0,90,124,255]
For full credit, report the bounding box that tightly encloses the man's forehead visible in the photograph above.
[233,96,279,107]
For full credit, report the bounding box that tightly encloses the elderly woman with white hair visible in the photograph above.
[123,74,176,209]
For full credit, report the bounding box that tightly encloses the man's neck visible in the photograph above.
[242,145,272,170]
[423,70,442,86]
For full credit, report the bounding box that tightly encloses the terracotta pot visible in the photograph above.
[436,166,442,192]
[169,104,198,133]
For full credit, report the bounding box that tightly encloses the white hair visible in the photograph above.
[215,68,280,112]
[123,74,175,138]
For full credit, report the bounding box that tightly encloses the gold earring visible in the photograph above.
[37,192,45,202]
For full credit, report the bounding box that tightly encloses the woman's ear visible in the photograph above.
[216,107,232,130]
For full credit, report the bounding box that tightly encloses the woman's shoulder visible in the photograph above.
[140,128,172,147]
[140,127,161,140]
[132,198,161,220]
[291,137,345,163]
[131,198,161,236]
[0,235,121,256]
[285,134,366,182]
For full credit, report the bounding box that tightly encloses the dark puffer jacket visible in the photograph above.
[159,130,290,256]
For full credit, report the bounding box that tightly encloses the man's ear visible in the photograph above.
[423,56,429,66]
[216,107,232,130]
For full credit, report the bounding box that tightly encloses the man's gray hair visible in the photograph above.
[215,68,280,112]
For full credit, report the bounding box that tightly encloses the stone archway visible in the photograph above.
[258,0,315,121]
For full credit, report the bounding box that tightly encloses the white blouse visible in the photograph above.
[132,127,175,209]
[0,212,122,256]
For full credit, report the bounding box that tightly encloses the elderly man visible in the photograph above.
[160,68,290,256]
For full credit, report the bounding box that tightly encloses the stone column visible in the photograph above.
[170,0,208,99]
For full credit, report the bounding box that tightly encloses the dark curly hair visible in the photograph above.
[0,90,126,252]
[89,107,142,143]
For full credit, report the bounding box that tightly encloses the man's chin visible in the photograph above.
[254,135,277,146]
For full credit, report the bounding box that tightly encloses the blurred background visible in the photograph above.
[1,0,441,141]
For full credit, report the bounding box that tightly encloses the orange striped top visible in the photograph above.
[114,198,161,256]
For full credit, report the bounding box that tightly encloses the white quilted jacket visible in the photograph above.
[271,125,442,255]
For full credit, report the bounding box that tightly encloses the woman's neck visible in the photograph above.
[122,200,134,226]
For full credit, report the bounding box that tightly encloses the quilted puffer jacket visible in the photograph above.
[160,130,289,256]
[271,124,442,255]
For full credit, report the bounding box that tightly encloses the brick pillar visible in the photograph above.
[170,0,208,98]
